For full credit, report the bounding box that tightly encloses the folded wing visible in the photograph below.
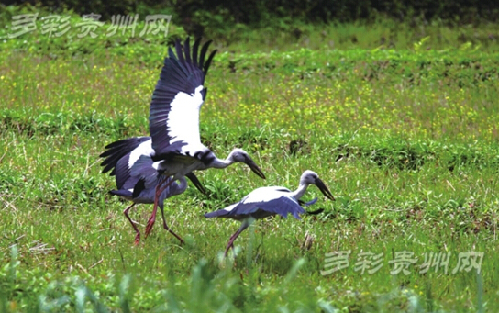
[205,195,306,220]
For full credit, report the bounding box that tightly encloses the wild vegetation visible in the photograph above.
[1,7,498,312]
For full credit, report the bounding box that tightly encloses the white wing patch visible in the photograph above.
[151,162,161,170]
[167,85,207,154]
[243,186,294,204]
[222,202,242,212]
[128,140,153,168]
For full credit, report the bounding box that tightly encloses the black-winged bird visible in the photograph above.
[143,37,266,238]
[99,136,205,244]
[204,170,334,256]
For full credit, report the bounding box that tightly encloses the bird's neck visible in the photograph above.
[157,176,188,202]
[174,176,188,195]
[208,158,232,169]
[291,183,308,200]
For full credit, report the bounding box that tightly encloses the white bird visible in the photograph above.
[99,136,206,244]
[204,170,335,256]
[141,37,266,238]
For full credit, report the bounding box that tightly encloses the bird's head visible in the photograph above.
[227,149,266,179]
[300,170,335,201]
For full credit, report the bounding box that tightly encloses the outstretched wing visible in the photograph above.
[99,136,150,175]
[205,195,305,220]
[149,37,217,162]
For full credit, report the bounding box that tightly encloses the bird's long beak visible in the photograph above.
[244,156,266,179]
[315,178,335,201]
[185,173,207,195]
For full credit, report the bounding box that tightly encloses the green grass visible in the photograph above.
[1,10,499,312]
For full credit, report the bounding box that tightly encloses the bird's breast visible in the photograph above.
[157,159,204,176]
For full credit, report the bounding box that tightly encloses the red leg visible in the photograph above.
[144,183,162,238]
[159,204,185,244]
[145,176,175,238]
[224,221,251,256]
[225,228,244,256]
[123,203,140,245]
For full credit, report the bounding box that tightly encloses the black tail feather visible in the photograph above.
[99,137,149,175]
[132,179,146,198]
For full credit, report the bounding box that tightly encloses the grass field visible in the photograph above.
[1,10,499,312]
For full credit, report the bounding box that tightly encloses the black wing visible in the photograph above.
[149,37,217,162]
[99,136,150,175]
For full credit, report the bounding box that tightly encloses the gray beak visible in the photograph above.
[315,178,335,201]
[244,156,266,179]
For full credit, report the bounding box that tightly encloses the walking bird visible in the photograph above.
[140,37,266,238]
[99,136,206,244]
[204,170,334,256]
